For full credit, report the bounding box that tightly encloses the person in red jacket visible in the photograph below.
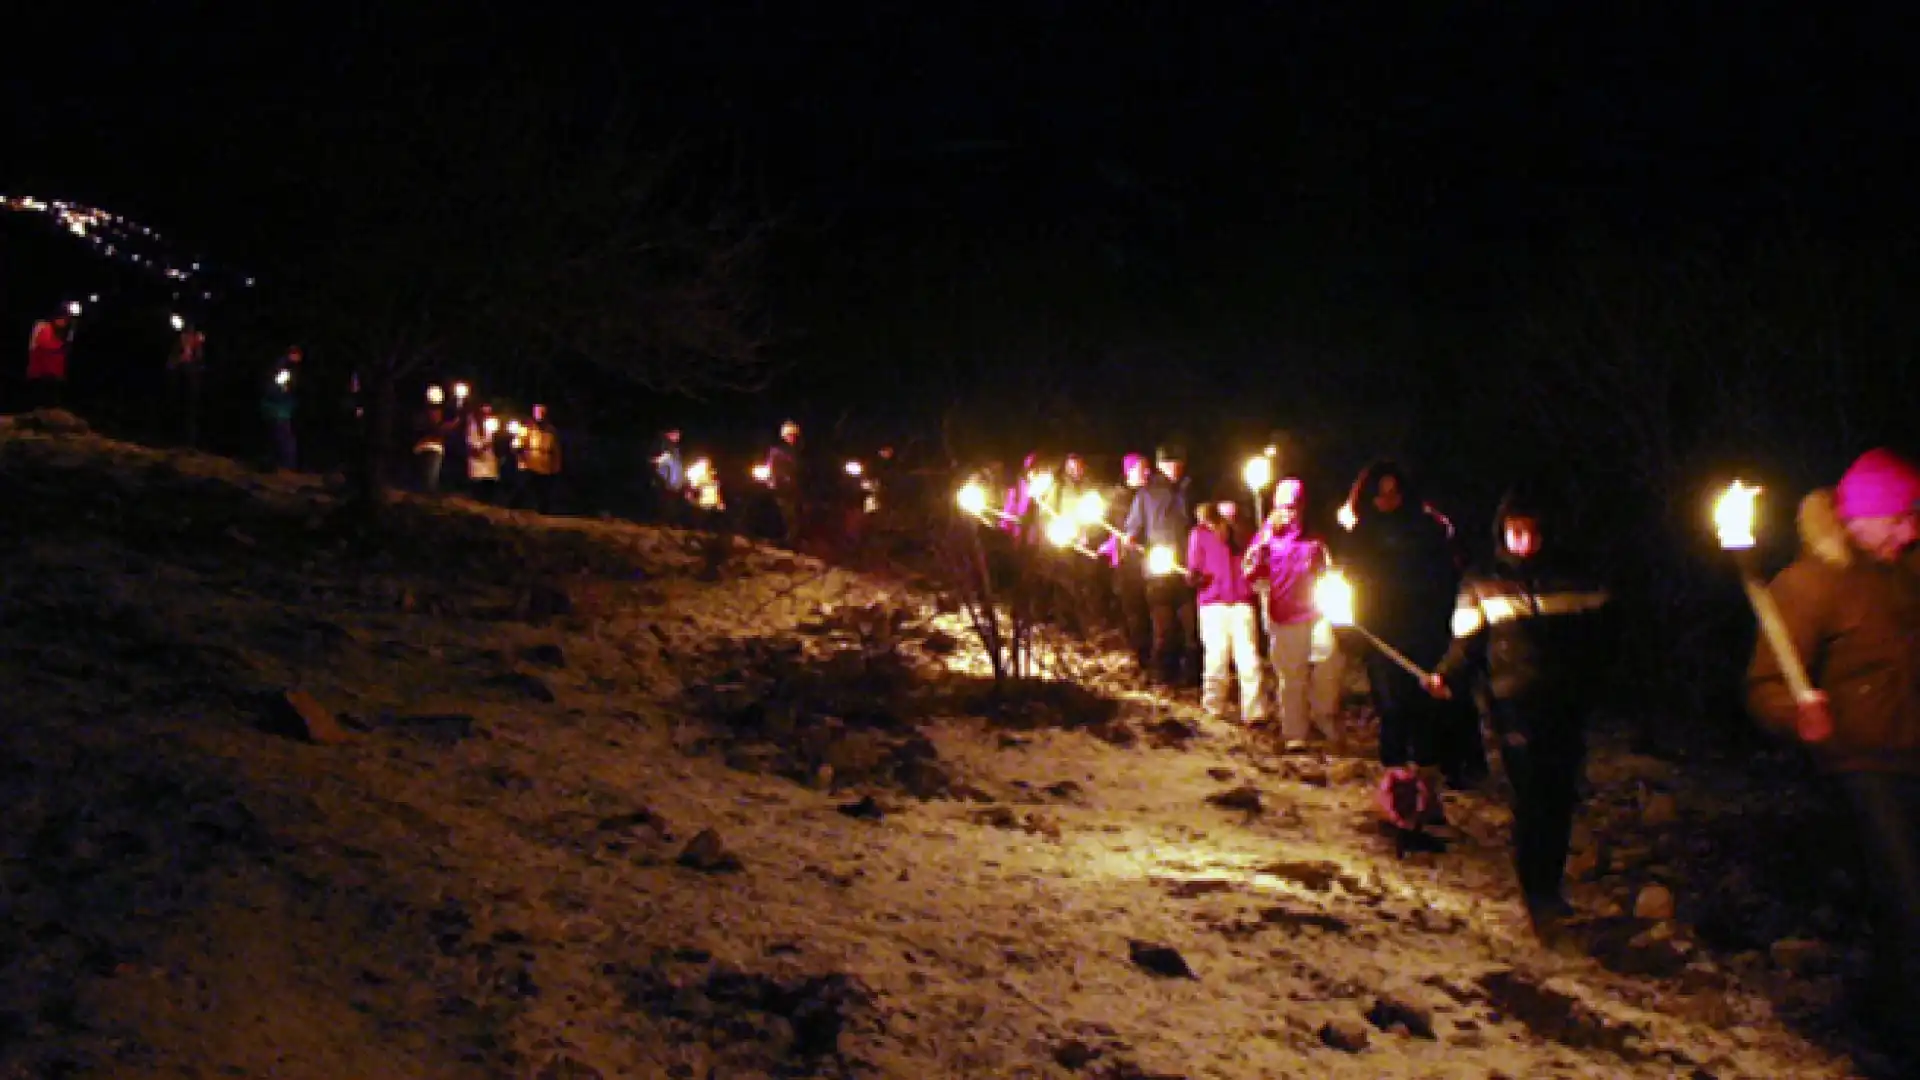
[25,309,72,409]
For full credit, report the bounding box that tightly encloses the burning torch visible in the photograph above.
[1243,453,1273,523]
[1716,480,1824,738]
[170,313,185,332]
[1314,569,1429,680]
[453,382,471,406]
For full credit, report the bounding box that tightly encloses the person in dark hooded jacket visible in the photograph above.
[1340,461,1459,773]
[1123,445,1198,686]
[1426,484,1609,928]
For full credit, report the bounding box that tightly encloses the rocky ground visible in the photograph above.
[0,410,1903,1079]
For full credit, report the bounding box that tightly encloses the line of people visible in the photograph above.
[408,383,563,511]
[991,444,1613,935]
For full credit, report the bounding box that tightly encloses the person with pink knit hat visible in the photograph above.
[1748,447,1920,1053]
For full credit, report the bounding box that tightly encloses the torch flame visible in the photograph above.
[170,314,185,331]
[1243,455,1273,491]
[1028,470,1055,499]
[1336,502,1358,531]
[1073,490,1106,526]
[66,301,82,317]
[956,480,989,517]
[483,417,500,437]
[688,458,713,486]
[274,369,292,388]
[506,420,524,436]
[1314,570,1356,627]
[844,460,864,477]
[1715,480,1760,550]
[453,382,470,401]
[426,385,445,405]
[751,462,772,483]
[1147,545,1178,577]
[1044,515,1078,548]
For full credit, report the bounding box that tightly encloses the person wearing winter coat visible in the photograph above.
[1244,476,1339,749]
[412,386,455,493]
[1425,485,1609,929]
[1747,448,1920,1049]
[166,322,207,447]
[1189,501,1266,723]
[260,346,303,471]
[521,404,563,513]
[1340,461,1459,773]
[25,310,72,409]
[465,405,500,501]
[1102,453,1154,675]
[1123,445,1199,687]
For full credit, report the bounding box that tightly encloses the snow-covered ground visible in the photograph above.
[0,413,1895,1078]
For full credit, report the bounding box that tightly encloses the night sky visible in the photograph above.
[7,4,1920,467]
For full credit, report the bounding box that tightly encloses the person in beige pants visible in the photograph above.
[1245,478,1340,749]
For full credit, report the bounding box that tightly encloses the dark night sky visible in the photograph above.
[7,3,1920,447]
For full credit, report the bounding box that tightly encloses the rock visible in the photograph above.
[1053,1039,1101,1070]
[1319,1016,1372,1053]
[1327,759,1370,785]
[1769,937,1829,976]
[1566,847,1600,882]
[1634,884,1676,922]
[1642,793,1680,827]
[1205,785,1263,814]
[279,690,356,745]
[1365,996,1437,1040]
[519,643,567,668]
[1127,940,1196,979]
[15,408,90,435]
[896,757,952,800]
[1043,780,1087,801]
[487,671,557,703]
[536,1054,604,1079]
[920,630,960,656]
[1146,718,1198,748]
[522,580,574,621]
[1206,767,1236,782]
[837,796,885,820]
[385,713,477,744]
[677,829,742,873]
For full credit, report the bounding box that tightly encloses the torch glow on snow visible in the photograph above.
[1717,480,1817,703]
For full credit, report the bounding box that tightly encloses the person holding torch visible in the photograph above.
[1123,444,1198,688]
[1742,449,1920,1048]
[1423,484,1610,931]
[1340,461,1459,774]
[1244,476,1339,750]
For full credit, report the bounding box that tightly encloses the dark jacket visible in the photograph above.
[1122,473,1192,569]
[1748,489,1920,775]
[1341,494,1458,667]
[1435,491,1610,702]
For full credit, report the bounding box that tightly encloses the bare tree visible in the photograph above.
[281,80,772,505]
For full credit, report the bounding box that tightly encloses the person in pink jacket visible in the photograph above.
[1189,501,1266,724]
[1244,476,1339,750]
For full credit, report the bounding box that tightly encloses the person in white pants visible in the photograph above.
[1245,477,1339,749]
[1188,501,1266,723]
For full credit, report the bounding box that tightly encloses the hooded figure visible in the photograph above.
[1430,482,1610,929]
[1104,452,1154,674]
[1748,449,1920,1047]
[1340,461,1459,771]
